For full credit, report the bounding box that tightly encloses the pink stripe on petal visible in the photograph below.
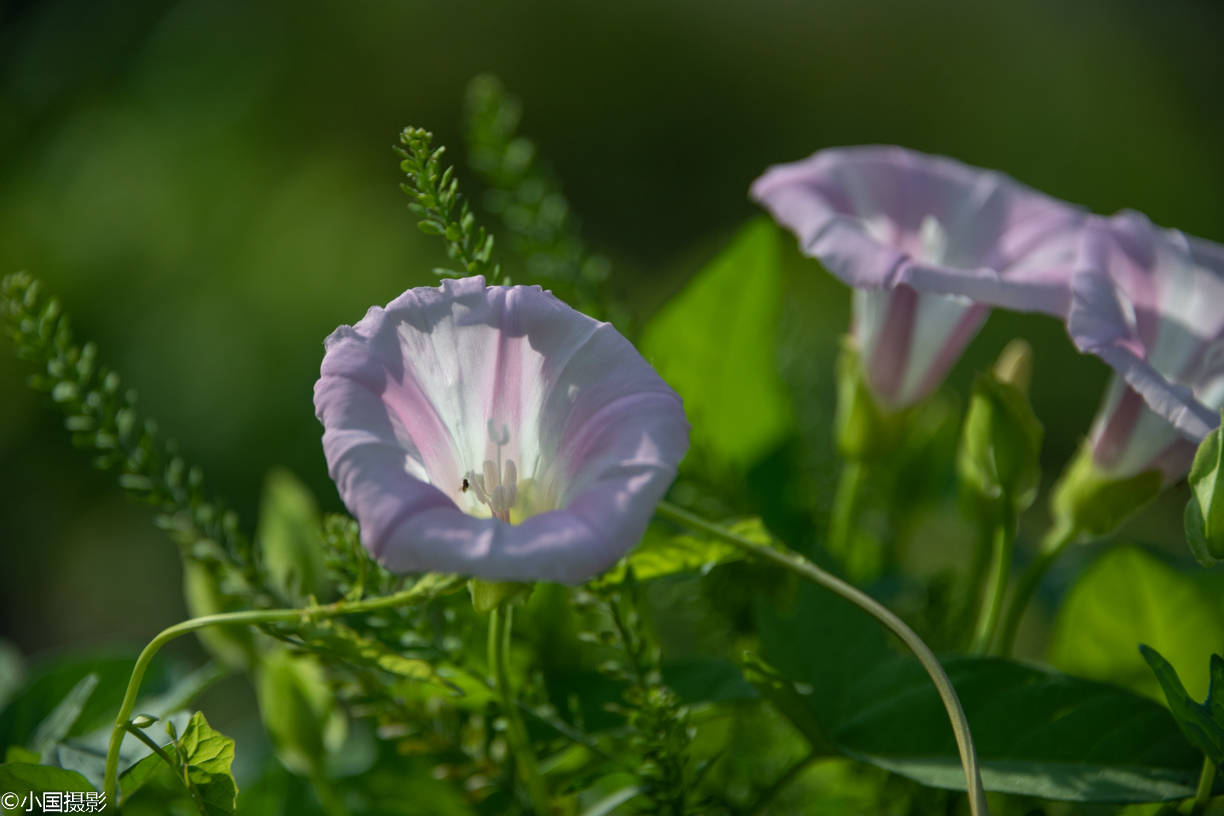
[907,301,990,405]
[865,286,918,405]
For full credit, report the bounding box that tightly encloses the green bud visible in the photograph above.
[469,579,532,613]
[957,341,1043,518]
[1050,448,1163,540]
[257,468,329,603]
[255,650,347,776]
[182,559,255,670]
[1185,415,1224,566]
[834,341,901,460]
[129,713,157,729]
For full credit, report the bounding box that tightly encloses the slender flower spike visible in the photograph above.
[1068,211,1224,483]
[752,146,1083,409]
[313,277,689,583]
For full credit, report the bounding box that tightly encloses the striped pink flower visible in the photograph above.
[1069,211,1224,481]
[313,277,689,583]
[752,146,1083,409]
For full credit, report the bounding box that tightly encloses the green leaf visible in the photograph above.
[547,658,756,734]
[257,468,328,603]
[588,518,762,591]
[0,653,170,751]
[118,751,169,803]
[3,747,38,765]
[1140,646,1224,767]
[754,580,1206,801]
[1050,546,1224,701]
[256,651,345,776]
[182,560,256,670]
[834,655,1203,801]
[0,763,94,813]
[120,712,239,815]
[640,218,793,467]
[30,673,97,757]
[293,618,459,695]
[1186,415,1224,565]
[177,712,238,814]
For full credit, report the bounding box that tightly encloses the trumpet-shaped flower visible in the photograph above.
[1069,211,1224,481]
[313,276,689,583]
[752,145,1083,408]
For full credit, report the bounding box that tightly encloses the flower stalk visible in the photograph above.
[653,501,989,816]
[1191,755,1216,816]
[488,604,552,813]
[996,521,1079,656]
[970,518,1015,655]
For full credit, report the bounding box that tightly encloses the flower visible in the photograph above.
[1068,210,1224,482]
[751,145,1083,408]
[313,276,689,583]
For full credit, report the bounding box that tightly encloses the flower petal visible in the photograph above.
[314,276,689,583]
[751,145,1084,317]
[1069,212,1224,449]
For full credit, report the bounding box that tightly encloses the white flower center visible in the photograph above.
[464,419,520,523]
[468,457,518,522]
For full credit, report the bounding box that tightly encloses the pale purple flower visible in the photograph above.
[313,276,689,583]
[751,145,1083,408]
[1069,210,1224,481]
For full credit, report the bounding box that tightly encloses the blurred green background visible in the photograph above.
[2,0,1222,660]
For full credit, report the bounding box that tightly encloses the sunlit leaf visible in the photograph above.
[1050,546,1224,701]
[641,218,793,467]
[590,518,765,590]
[120,711,238,815]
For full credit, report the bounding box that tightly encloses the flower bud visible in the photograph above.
[957,341,1043,519]
[1049,449,1163,540]
[1185,416,1224,566]
[834,341,901,460]
[469,579,532,613]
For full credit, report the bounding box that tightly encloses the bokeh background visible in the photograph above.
[2,0,1223,668]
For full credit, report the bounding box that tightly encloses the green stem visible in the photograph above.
[996,521,1079,657]
[828,459,868,570]
[489,605,551,814]
[970,518,1015,655]
[654,501,989,816]
[102,576,463,808]
[1191,755,1216,816]
[119,723,179,779]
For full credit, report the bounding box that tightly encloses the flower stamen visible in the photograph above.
[469,457,518,522]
